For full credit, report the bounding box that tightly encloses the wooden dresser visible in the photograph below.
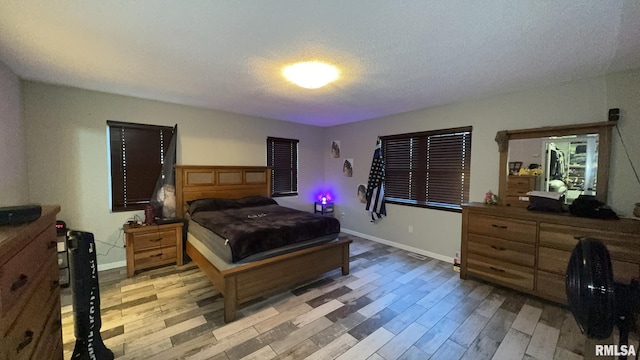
[124,222,184,277]
[505,175,537,208]
[461,202,640,304]
[0,205,62,360]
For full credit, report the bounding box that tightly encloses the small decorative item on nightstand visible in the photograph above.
[314,197,334,216]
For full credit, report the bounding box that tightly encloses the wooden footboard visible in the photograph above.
[186,237,352,322]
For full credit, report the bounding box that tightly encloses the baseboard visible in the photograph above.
[341,228,454,264]
[97,233,453,271]
[98,260,126,272]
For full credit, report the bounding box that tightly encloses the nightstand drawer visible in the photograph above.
[124,222,184,277]
[467,214,536,244]
[134,246,177,270]
[131,229,177,250]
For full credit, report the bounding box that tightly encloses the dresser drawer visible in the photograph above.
[0,226,56,317]
[467,254,534,290]
[539,246,638,283]
[507,185,531,196]
[508,176,535,187]
[538,247,570,274]
[131,229,177,250]
[505,195,529,208]
[536,270,567,303]
[29,295,62,360]
[2,270,57,360]
[539,223,640,264]
[134,246,177,270]
[467,214,536,244]
[467,233,534,267]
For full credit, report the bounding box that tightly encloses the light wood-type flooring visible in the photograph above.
[60,234,639,360]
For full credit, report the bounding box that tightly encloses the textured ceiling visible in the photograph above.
[1,1,639,127]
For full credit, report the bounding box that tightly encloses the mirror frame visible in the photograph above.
[496,121,616,206]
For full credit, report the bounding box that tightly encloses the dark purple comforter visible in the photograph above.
[190,204,340,262]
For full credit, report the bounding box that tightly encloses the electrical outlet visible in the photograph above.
[408,225,414,233]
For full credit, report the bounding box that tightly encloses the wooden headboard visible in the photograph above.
[175,165,272,217]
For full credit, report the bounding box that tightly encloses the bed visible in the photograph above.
[175,165,352,322]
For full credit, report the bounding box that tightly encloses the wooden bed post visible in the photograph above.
[342,244,350,275]
[224,276,238,323]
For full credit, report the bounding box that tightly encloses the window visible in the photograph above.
[383,126,472,212]
[266,137,299,197]
[108,121,175,212]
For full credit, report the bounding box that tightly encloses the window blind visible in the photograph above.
[108,121,175,212]
[382,126,472,211]
[266,137,299,197]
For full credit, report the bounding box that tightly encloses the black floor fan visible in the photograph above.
[68,230,114,360]
[566,238,640,360]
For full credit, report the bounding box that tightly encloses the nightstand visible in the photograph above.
[123,221,184,277]
[314,202,334,216]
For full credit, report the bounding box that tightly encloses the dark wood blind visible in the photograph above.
[382,126,472,211]
[108,121,175,212]
[266,137,298,197]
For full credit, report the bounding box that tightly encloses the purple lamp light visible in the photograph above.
[314,193,335,216]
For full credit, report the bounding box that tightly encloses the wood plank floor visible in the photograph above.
[60,234,639,360]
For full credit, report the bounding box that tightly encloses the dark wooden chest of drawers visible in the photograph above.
[0,206,62,360]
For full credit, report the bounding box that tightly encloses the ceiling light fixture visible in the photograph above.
[283,61,339,89]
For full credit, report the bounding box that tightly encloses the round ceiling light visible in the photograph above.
[283,61,339,89]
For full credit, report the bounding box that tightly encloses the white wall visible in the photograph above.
[606,69,640,216]
[23,82,326,268]
[325,70,639,262]
[508,138,544,171]
[19,69,640,269]
[0,60,29,205]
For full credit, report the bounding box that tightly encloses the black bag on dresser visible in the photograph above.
[569,195,619,220]
[0,205,41,225]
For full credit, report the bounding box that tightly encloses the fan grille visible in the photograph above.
[566,238,616,339]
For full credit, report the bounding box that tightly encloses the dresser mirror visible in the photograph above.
[496,121,616,206]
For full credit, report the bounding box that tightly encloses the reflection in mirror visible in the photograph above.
[508,134,599,204]
[497,121,614,207]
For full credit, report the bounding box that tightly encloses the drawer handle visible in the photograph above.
[11,274,28,292]
[150,253,162,258]
[491,245,507,251]
[489,266,506,273]
[16,330,34,353]
[491,224,508,229]
[150,237,163,242]
[48,241,57,249]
